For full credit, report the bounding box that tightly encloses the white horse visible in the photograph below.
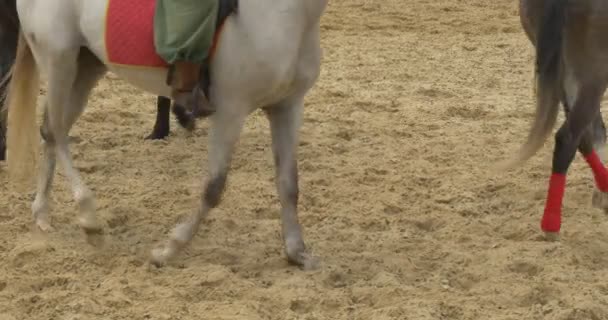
[5,0,327,269]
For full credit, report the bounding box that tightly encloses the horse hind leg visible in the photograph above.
[150,100,247,267]
[265,98,318,270]
[38,47,106,241]
[562,73,608,212]
[31,107,57,231]
[33,48,105,233]
[542,80,607,238]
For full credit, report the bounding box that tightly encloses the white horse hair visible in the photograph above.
[5,0,327,269]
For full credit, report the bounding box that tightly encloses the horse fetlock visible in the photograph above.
[31,197,53,231]
[79,215,103,232]
[31,196,49,217]
[285,236,305,255]
[75,188,95,211]
[171,221,197,245]
[77,190,102,235]
[204,174,227,208]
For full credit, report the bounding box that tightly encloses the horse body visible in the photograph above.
[514,0,608,237]
[22,0,321,107]
[8,0,326,268]
[519,0,608,171]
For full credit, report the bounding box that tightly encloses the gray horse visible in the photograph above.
[512,0,608,237]
[5,0,326,269]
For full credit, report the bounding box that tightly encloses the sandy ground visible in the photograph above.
[2,0,608,319]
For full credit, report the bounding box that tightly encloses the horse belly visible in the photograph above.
[107,66,171,97]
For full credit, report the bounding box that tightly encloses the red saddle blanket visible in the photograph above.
[104,0,169,68]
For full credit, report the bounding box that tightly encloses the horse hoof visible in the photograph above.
[149,248,169,268]
[35,219,54,232]
[592,190,608,212]
[145,131,169,140]
[287,251,320,271]
[543,231,560,242]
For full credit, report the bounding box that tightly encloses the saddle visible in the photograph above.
[166,0,239,117]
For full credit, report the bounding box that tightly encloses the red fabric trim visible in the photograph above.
[584,150,608,192]
[541,173,566,233]
[105,0,168,67]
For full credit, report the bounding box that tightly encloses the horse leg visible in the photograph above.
[0,104,5,161]
[542,81,607,238]
[150,103,247,266]
[30,107,56,231]
[145,96,171,140]
[41,48,105,241]
[0,76,7,161]
[589,112,608,205]
[33,49,105,233]
[265,98,318,270]
[562,73,608,211]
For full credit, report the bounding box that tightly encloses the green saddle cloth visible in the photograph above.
[154,0,219,64]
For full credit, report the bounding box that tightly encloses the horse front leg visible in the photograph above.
[265,98,318,270]
[0,107,5,161]
[150,103,247,267]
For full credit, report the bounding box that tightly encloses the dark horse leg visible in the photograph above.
[146,96,172,140]
[146,96,199,140]
[543,82,607,237]
[0,55,14,161]
[0,85,6,161]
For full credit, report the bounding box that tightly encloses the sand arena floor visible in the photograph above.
[2,0,608,319]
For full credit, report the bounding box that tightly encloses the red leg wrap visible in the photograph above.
[541,173,565,233]
[584,151,608,192]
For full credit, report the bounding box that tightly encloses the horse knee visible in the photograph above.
[39,113,55,144]
[204,173,227,208]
